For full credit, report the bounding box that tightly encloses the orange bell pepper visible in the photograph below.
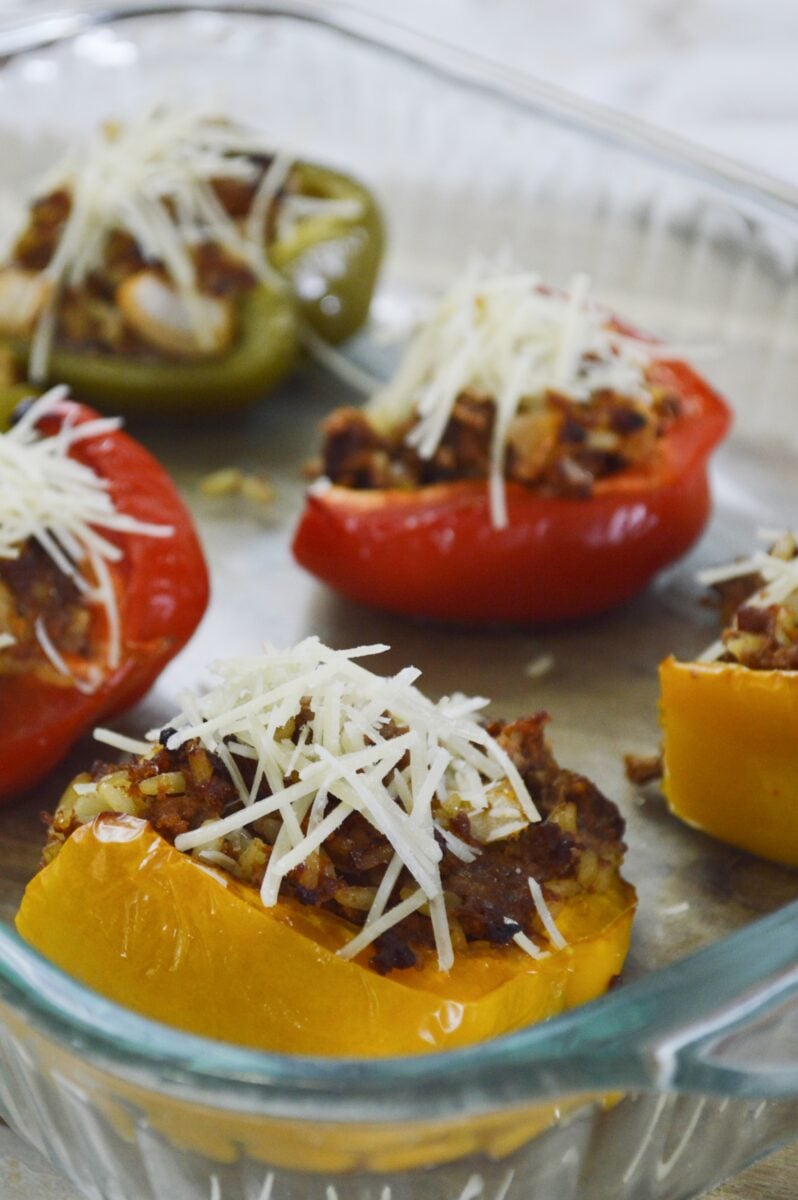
[17,814,636,1057]
[659,656,798,865]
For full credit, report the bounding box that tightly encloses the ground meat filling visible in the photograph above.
[47,712,627,975]
[318,385,681,499]
[718,598,798,670]
[7,160,299,360]
[624,540,798,790]
[0,539,92,679]
[711,537,798,670]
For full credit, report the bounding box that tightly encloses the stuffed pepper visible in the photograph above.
[17,638,635,1056]
[660,530,798,865]
[293,264,731,624]
[0,385,208,800]
[0,109,383,412]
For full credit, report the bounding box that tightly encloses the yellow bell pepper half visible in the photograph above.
[660,656,798,866]
[17,815,636,1057]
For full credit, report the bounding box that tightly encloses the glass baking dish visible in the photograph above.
[0,4,797,1198]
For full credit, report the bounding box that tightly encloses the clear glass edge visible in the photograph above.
[5,1,798,221]
[0,0,795,1120]
[2,904,798,1119]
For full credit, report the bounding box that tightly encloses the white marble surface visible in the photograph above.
[1,2,797,1197]
[354,0,798,187]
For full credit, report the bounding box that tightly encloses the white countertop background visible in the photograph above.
[360,0,798,188]
[1,0,796,1196]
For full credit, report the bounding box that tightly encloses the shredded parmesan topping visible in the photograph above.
[0,385,173,683]
[96,638,539,971]
[503,876,564,959]
[507,920,549,961]
[697,529,798,661]
[23,107,362,380]
[367,262,656,528]
[528,875,567,950]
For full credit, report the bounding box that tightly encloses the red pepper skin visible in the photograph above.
[292,361,731,626]
[0,400,209,802]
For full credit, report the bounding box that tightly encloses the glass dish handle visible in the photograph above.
[467,899,798,1106]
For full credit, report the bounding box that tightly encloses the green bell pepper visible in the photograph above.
[5,163,383,414]
[272,163,384,345]
[9,285,298,416]
[0,383,37,430]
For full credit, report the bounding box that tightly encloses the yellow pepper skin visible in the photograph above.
[9,285,299,415]
[271,163,385,346]
[660,656,798,865]
[17,815,636,1057]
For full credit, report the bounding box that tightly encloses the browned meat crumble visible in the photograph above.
[624,535,798,787]
[711,534,798,671]
[8,160,296,359]
[623,753,663,786]
[45,712,627,975]
[317,385,682,499]
[0,539,92,679]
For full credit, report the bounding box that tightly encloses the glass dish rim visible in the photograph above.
[1,0,798,1123]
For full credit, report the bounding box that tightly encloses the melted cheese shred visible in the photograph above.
[145,638,540,972]
[697,529,798,661]
[367,262,655,528]
[0,385,173,683]
[25,107,363,380]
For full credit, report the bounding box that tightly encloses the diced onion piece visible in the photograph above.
[117,270,234,358]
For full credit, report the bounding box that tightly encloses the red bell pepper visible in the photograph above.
[0,398,209,801]
[292,360,731,625]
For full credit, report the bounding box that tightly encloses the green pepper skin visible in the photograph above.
[0,383,37,430]
[272,163,384,345]
[9,285,299,415]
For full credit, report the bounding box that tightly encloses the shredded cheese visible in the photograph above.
[367,261,656,528]
[0,385,173,687]
[528,875,567,950]
[131,637,539,971]
[698,528,798,661]
[34,614,94,694]
[513,933,549,960]
[300,322,383,394]
[336,888,428,962]
[93,728,152,756]
[22,107,363,381]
